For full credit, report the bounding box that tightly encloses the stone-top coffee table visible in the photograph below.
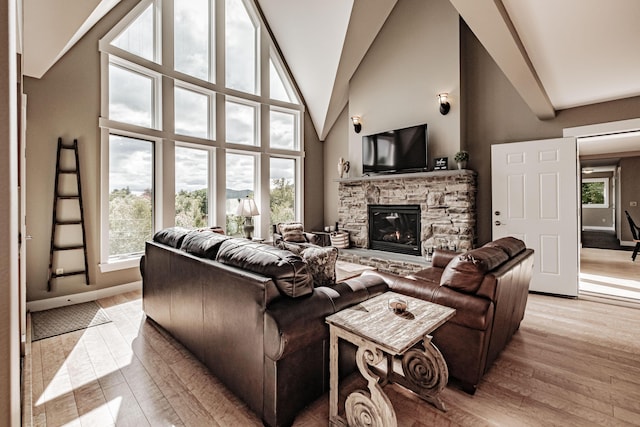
[326,291,455,426]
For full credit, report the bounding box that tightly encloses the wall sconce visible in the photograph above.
[351,116,362,133]
[438,93,450,115]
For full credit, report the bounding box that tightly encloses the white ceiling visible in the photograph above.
[21,0,640,154]
[23,0,121,78]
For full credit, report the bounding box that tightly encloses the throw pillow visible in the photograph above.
[279,222,306,243]
[302,246,338,287]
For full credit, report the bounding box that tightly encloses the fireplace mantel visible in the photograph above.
[334,169,475,183]
[337,169,477,256]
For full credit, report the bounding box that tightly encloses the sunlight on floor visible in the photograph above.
[580,247,640,302]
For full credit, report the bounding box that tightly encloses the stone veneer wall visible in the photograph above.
[337,170,477,255]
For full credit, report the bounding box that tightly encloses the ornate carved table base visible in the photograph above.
[327,292,455,427]
[329,327,449,427]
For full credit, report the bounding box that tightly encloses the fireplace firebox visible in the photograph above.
[368,205,421,255]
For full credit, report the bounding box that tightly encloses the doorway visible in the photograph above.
[566,120,640,304]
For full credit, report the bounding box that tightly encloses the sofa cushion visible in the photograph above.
[302,246,338,287]
[440,246,509,293]
[179,230,231,259]
[483,236,526,257]
[153,227,191,248]
[216,239,313,298]
[279,222,306,243]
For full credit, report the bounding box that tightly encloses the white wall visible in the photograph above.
[324,0,461,223]
[0,0,21,423]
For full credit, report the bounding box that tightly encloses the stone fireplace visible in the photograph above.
[338,170,477,257]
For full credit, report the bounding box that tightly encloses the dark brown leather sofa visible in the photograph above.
[364,236,534,393]
[141,228,388,427]
[141,228,533,426]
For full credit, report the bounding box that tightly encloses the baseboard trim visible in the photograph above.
[619,240,636,247]
[26,281,142,312]
[579,291,640,309]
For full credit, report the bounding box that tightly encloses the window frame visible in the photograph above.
[99,0,306,272]
[174,80,216,139]
[174,142,216,228]
[108,56,163,130]
[581,177,609,208]
[99,128,163,272]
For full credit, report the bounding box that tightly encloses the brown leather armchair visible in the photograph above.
[272,222,320,250]
[363,236,534,393]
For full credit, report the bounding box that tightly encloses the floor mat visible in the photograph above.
[581,230,632,251]
[31,301,112,341]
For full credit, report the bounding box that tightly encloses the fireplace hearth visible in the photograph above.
[368,205,421,255]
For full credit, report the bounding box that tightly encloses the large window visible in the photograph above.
[225,0,258,94]
[108,135,154,259]
[174,83,212,138]
[174,0,212,81]
[99,0,303,269]
[175,145,211,227]
[270,157,296,226]
[226,152,257,237]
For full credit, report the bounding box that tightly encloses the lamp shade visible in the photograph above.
[236,197,260,217]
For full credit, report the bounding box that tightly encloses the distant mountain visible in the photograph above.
[226,189,253,200]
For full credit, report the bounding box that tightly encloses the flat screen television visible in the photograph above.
[362,123,428,174]
[362,124,428,174]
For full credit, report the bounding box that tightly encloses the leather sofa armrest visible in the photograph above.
[362,270,493,331]
[362,270,439,302]
[265,292,335,360]
[265,273,389,360]
[432,249,458,268]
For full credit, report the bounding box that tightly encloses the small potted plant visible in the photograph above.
[454,150,469,169]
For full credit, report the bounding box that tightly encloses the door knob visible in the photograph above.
[495,221,501,226]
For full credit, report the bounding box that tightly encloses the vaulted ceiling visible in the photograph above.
[22,0,640,151]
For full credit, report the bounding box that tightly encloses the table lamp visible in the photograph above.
[236,196,260,239]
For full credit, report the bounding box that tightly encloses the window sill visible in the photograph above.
[99,256,141,273]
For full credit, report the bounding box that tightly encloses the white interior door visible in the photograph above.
[492,137,579,297]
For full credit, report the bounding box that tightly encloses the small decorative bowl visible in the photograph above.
[388,297,408,314]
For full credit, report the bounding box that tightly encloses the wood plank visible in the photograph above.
[23,291,640,427]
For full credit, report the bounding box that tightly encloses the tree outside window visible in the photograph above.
[581,178,608,208]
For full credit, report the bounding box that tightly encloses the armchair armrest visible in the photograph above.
[432,249,459,268]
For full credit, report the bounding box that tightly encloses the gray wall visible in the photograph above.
[461,21,640,245]
[24,0,324,301]
[620,157,640,242]
[24,0,142,302]
[325,14,640,246]
[325,0,461,225]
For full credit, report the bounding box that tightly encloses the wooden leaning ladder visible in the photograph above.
[47,137,90,291]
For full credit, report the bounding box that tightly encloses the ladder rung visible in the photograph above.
[57,195,80,200]
[59,169,78,174]
[56,220,82,225]
[51,270,86,279]
[53,245,85,251]
[60,145,76,150]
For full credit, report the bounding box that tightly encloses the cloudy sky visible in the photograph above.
[109,0,299,203]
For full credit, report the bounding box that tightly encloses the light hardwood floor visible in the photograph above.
[580,247,640,303]
[24,290,640,426]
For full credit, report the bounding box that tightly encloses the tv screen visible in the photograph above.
[362,123,428,174]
